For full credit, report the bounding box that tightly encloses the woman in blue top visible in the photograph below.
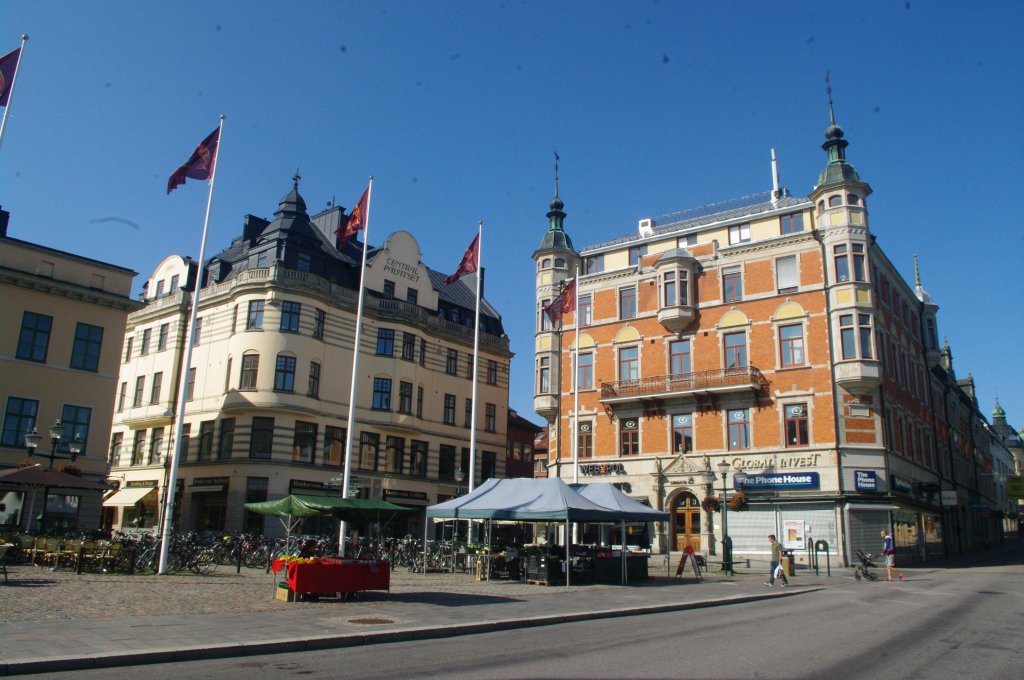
[881,530,905,581]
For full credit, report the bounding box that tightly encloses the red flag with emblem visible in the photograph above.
[336,186,370,250]
[543,276,577,326]
[167,126,220,194]
[0,46,22,108]
[444,233,480,285]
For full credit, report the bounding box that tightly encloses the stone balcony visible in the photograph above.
[600,366,768,403]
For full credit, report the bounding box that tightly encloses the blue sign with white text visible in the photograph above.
[854,470,879,492]
[737,472,820,490]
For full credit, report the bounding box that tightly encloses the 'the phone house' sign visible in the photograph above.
[737,472,820,490]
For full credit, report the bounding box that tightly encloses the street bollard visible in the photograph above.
[236,543,242,574]
[77,546,86,575]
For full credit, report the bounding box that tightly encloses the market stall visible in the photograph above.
[271,557,389,597]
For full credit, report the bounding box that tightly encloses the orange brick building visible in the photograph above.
[532,110,1002,565]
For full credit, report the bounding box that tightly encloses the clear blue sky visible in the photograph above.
[3,1,1022,429]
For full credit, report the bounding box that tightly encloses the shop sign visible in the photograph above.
[290,479,326,492]
[126,480,159,489]
[383,257,421,283]
[854,470,879,492]
[383,489,429,502]
[580,463,626,476]
[191,476,229,487]
[1007,476,1024,500]
[890,475,913,495]
[730,453,821,470]
[737,472,819,490]
[941,490,958,507]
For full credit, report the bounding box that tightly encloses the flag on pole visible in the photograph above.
[544,276,577,326]
[167,126,221,194]
[335,186,370,250]
[0,46,22,108]
[444,233,480,285]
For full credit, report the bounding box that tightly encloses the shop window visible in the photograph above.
[292,421,316,463]
[359,432,379,471]
[323,426,345,467]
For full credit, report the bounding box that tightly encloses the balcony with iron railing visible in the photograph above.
[600,366,768,402]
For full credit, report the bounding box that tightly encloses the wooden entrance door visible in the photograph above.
[673,492,701,552]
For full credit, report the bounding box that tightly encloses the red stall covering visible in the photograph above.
[272,559,390,595]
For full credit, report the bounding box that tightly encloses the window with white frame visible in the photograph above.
[728,223,750,245]
[776,255,798,293]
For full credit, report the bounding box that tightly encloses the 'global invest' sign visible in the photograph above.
[737,472,820,490]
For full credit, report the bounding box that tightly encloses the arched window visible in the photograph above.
[828,195,843,207]
[555,257,566,267]
[848,194,860,206]
[542,258,551,268]
[817,200,825,213]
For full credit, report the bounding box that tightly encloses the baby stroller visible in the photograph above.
[853,549,879,581]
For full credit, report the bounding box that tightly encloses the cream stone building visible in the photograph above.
[107,183,512,537]
[0,208,141,532]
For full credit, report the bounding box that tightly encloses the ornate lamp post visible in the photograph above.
[24,420,84,469]
[454,467,466,545]
[715,460,747,575]
[701,460,717,556]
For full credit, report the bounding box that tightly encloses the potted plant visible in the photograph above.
[729,492,749,512]
[702,496,721,513]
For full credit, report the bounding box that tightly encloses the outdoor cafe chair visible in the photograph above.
[42,537,60,567]
[30,536,47,565]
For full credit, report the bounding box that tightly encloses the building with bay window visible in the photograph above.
[108,180,511,537]
[533,108,1003,565]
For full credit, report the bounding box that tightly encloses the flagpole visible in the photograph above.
[0,34,28,153]
[571,268,580,546]
[467,221,484,542]
[339,176,374,557]
[158,115,225,575]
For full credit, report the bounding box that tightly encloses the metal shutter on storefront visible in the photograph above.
[727,506,778,553]
[779,504,840,554]
[847,508,889,562]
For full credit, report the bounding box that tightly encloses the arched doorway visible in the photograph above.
[671,491,701,552]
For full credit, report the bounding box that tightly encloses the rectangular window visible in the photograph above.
[292,421,317,463]
[376,328,395,356]
[244,478,269,532]
[218,418,235,459]
[628,245,647,266]
[672,414,693,454]
[785,404,809,447]
[840,314,856,360]
[834,244,849,282]
[776,255,798,293]
[577,352,594,389]
[307,361,320,398]
[728,409,750,450]
[372,377,392,410]
[185,368,196,401]
[723,266,743,302]
[619,287,637,319]
[141,328,151,355]
[407,288,418,305]
[296,253,310,272]
[323,426,345,467]
[466,354,474,380]
[669,340,691,377]
[408,440,428,476]
[416,386,424,418]
[169,274,180,294]
[585,254,604,274]
[481,451,497,480]
[852,244,866,282]
[439,444,456,481]
[538,356,551,393]
[620,418,640,456]
[131,430,146,465]
[382,280,395,299]
[158,323,169,351]
[443,394,456,424]
[109,432,123,466]
[780,212,804,235]
[198,420,215,460]
[246,300,265,330]
[540,299,552,332]
[124,337,133,363]
[58,404,91,455]
[359,431,379,471]
[779,324,805,367]
[240,354,259,390]
[155,280,166,298]
[859,313,873,359]
[133,376,145,407]
[578,295,592,327]
[177,423,191,462]
[485,403,497,432]
[464,398,473,428]
[17,311,52,362]
[728,223,750,245]
[402,332,416,360]
[249,417,275,459]
[577,422,593,459]
[274,355,296,392]
[313,308,326,340]
[192,317,203,346]
[678,234,698,247]
[398,381,413,414]
[419,338,427,366]
[618,346,639,382]
[384,435,403,473]
[663,271,677,306]
[487,360,499,385]
[231,305,238,334]
[446,348,458,374]
[70,322,103,371]
[117,382,127,412]
[150,372,163,404]
[724,331,747,370]
[280,301,301,332]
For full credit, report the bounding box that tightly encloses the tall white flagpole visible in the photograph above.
[573,268,580,484]
[465,221,484,544]
[339,176,374,556]
[0,34,29,152]
[159,115,225,575]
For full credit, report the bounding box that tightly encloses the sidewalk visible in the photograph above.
[0,558,826,676]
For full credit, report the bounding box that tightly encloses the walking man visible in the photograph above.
[881,529,906,581]
[765,534,789,587]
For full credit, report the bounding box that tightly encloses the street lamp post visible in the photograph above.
[24,420,84,469]
[715,460,747,576]
[454,467,465,545]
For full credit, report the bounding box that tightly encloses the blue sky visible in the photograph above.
[3,1,1022,428]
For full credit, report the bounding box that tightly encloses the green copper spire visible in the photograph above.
[817,74,861,187]
[535,151,574,252]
